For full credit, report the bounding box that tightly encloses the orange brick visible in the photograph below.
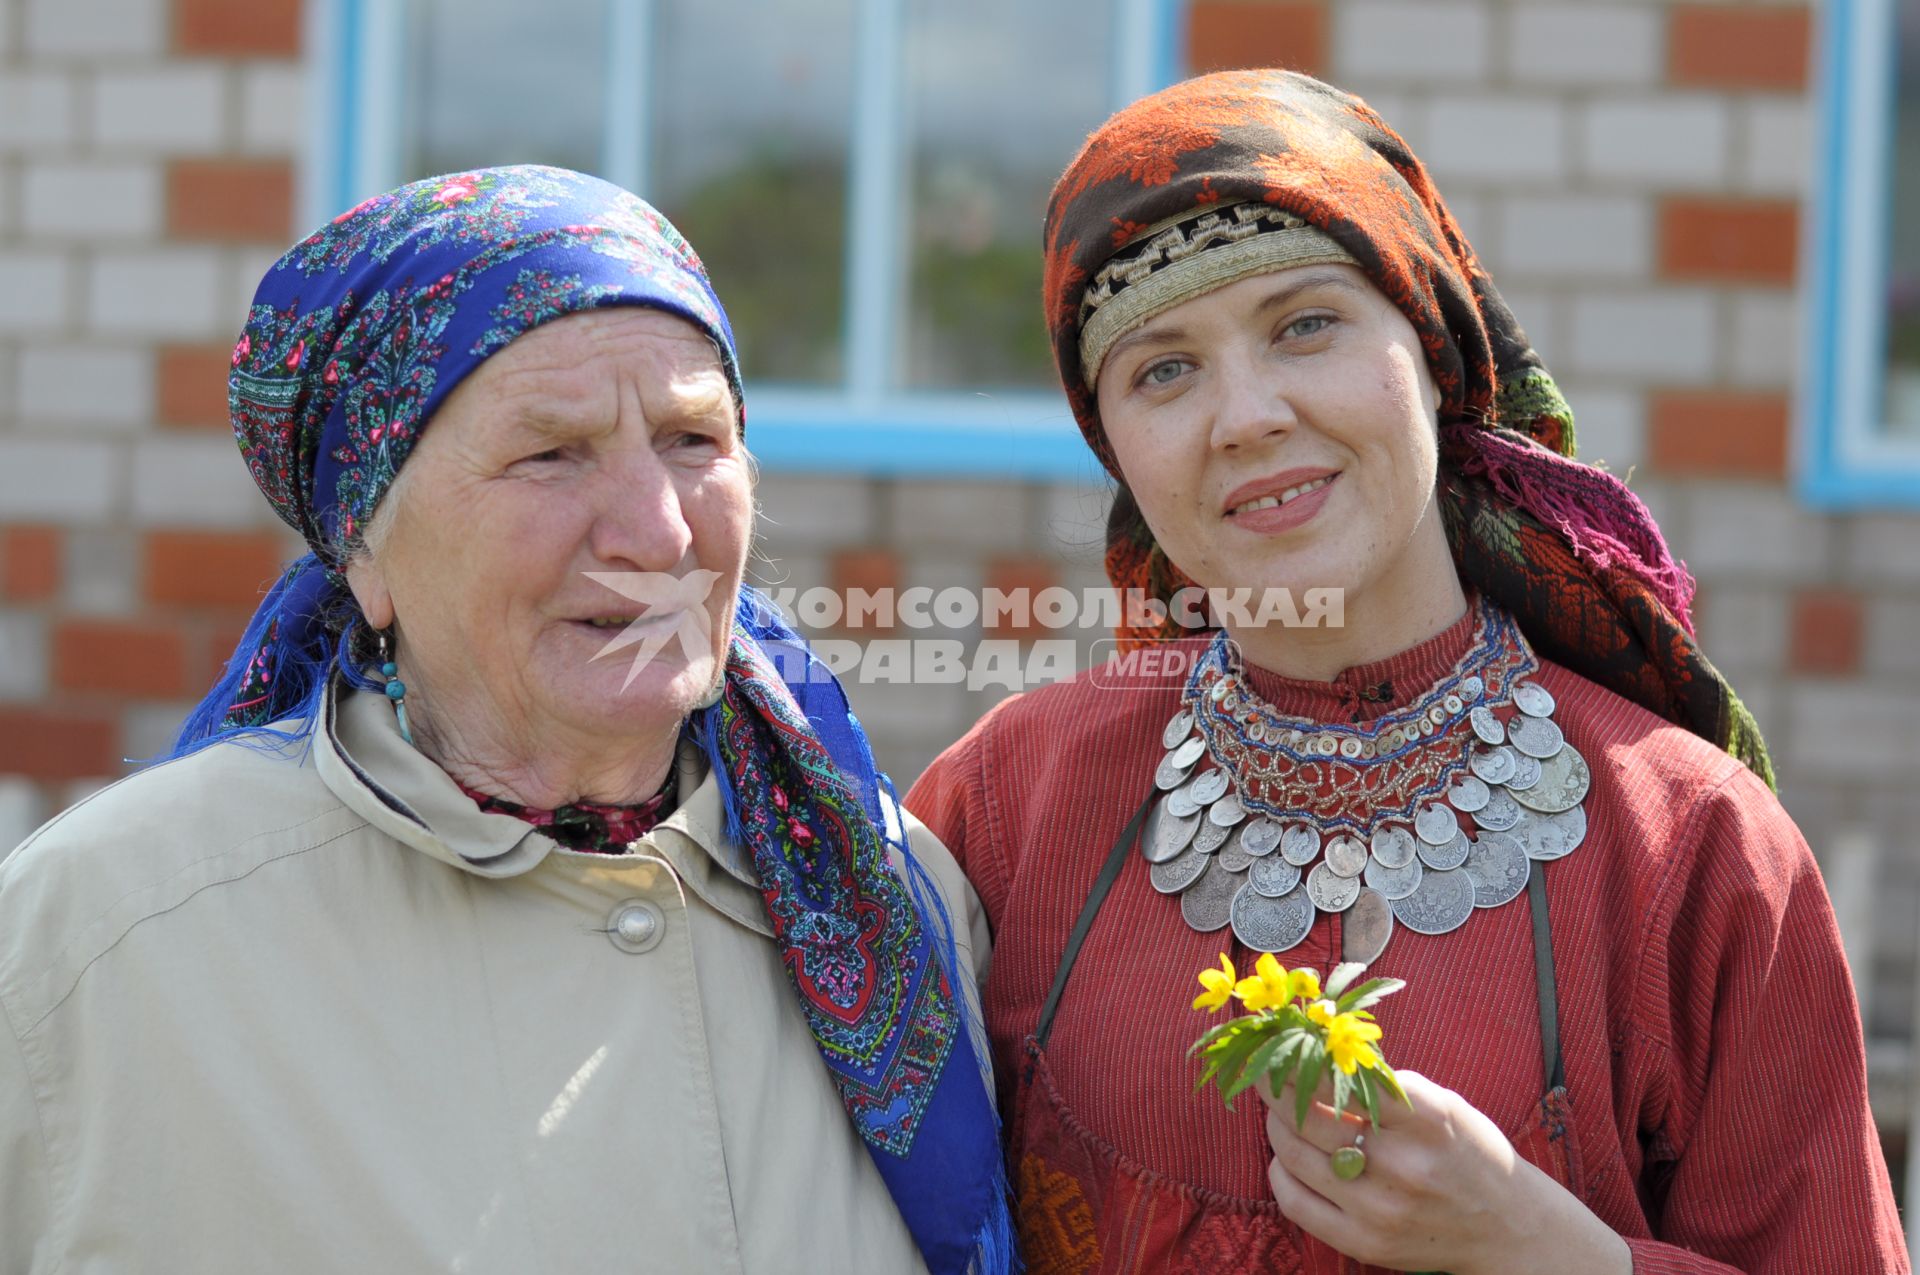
[1648,390,1790,480]
[157,343,235,430]
[1659,198,1798,285]
[173,0,302,56]
[166,158,294,243]
[0,708,120,781]
[53,618,193,698]
[828,550,900,633]
[143,530,290,610]
[1670,6,1811,90]
[984,556,1060,641]
[1188,1,1327,76]
[2,526,62,602]
[1789,589,1864,675]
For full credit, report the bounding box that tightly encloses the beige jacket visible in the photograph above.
[0,683,988,1274]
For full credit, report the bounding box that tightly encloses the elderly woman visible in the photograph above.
[909,72,1906,1273]
[0,167,1010,1275]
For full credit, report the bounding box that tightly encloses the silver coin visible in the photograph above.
[1417,826,1471,871]
[1342,888,1394,965]
[1462,674,1485,698]
[1363,852,1423,901]
[1249,852,1303,898]
[1465,830,1530,908]
[1144,804,1200,863]
[1163,780,1201,818]
[1232,882,1316,953]
[1468,743,1518,786]
[1470,704,1505,744]
[1470,786,1523,832]
[1218,830,1255,873]
[1506,752,1543,792]
[1162,707,1196,750]
[1324,834,1368,878]
[1511,680,1555,718]
[1415,801,1458,846]
[1392,866,1475,935]
[1154,755,1191,791]
[1306,862,1362,913]
[1193,818,1232,855]
[1369,823,1417,869]
[1511,744,1590,814]
[1188,768,1231,806]
[1519,804,1587,861]
[1445,774,1490,813]
[1169,736,1206,769]
[1149,842,1207,893]
[1208,791,1248,827]
[1280,823,1322,867]
[1180,858,1240,932]
[1507,714,1564,759]
[1239,816,1283,857]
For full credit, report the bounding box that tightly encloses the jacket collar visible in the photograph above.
[313,678,774,935]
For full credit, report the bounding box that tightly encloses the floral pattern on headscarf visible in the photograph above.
[230,166,740,559]
[1043,71,1772,786]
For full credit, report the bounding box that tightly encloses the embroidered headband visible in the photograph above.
[1077,202,1355,386]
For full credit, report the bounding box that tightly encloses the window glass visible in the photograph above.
[648,0,857,385]
[402,0,607,179]
[1884,1,1920,438]
[899,0,1114,389]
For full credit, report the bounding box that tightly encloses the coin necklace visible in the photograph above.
[1140,597,1590,966]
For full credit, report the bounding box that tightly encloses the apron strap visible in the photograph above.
[1035,788,1155,1050]
[1526,868,1566,1092]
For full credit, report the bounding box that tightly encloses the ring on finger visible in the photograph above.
[1329,1131,1367,1181]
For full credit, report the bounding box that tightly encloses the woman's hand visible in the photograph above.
[1260,1069,1630,1275]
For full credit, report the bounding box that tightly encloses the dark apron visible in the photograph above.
[1010,794,1583,1275]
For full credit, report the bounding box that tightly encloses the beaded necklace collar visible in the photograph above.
[1139,597,1591,964]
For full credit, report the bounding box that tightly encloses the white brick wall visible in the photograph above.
[22,161,162,239]
[754,475,877,547]
[0,612,46,700]
[1558,383,1645,472]
[0,250,73,332]
[60,526,140,614]
[239,64,307,156]
[85,248,227,337]
[0,71,75,152]
[15,344,152,428]
[1565,289,1718,380]
[0,437,119,521]
[1679,482,1833,580]
[23,0,165,58]
[1495,194,1653,280]
[1844,515,1920,587]
[1334,1,1494,84]
[886,479,1033,553]
[1785,683,1920,784]
[1506,6,1662,87]
[1738,96,1811,196]
[127,435,268,527]
[0,778,48,863]
[1422,96,1568,185]
[1863,598,1920,679]
[1725,290,1799,388]
[91,67,227,153]
[1698,583,1791,673]
[1580,97,1732,188]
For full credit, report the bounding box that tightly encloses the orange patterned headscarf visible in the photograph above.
[1044,70,1773,786]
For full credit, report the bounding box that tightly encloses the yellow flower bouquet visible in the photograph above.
[1190,954,1408,1179]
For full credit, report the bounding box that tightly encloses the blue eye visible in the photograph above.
[1142,359,1189,387]
[1286,316,1332,339]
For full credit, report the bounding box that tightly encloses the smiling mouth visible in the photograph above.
[1229,474,1336,517]
[576,612,677,629]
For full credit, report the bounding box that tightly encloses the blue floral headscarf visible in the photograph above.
[171,165,1012,1275]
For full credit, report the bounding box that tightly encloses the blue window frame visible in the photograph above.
[306,0,1184,482]
[1803,0,1920,506]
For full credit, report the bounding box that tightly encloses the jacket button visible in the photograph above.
[607,899,665,954]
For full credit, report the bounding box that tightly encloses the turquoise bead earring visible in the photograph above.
[378,630,414,745]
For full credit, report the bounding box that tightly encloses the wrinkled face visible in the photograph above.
[1094,264,1446,626]
[347,307,751,745]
